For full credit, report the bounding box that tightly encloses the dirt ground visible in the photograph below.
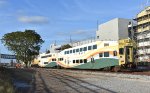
[1,67,150,93]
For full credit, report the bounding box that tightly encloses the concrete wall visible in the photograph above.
[118,18,131,40]
[96,18,119,41]
[96,18,131,41]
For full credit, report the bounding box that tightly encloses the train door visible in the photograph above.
[124,46,134,63]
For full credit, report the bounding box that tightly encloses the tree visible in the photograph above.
[46,49,50,54]
[61,44,72,50]
[1,30,44,67]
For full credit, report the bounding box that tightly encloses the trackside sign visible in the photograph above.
[0,54,16,59]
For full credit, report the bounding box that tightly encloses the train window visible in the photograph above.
[91,58,94,63]
[52,59,56,61]
[88,46,92,50]
[84,59,87,63]
[80,48,83,52]
[64,51,67,54]
[67,51,69,54]
[76,60,79,63]
[73,60,75,63]
[99,53,103,57]
[48,55,51,57]
[93,45,97,49]
[70,50,72,54]
[44,62,48,64]
[80,60,83,63]
[76,49,79,52]
[127,49,130,55]
[83,47,87,51]
[61,58,63,61]
[104,52,109,57]
[104,43,109,47]
[119,48,124,55]
[113,51,117,56]
[73,49,75,53]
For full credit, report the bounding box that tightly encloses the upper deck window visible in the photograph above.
[83,47,87,51]
[73,49,75,53]
[80,48,83,52]
[76,49,79,52]
[88,46,92,50]
[70,50,72,54]
[93,45,97,49]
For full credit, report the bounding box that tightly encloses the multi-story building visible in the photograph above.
[96,18,136,41]
[135,6,150,65]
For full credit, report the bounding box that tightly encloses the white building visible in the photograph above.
[96,18,136,41]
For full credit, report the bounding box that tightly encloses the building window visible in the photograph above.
[88,46,92,50]
[97,36,99,39]
[113,51,117,56]
[99,53,103,57]
[93,45,97,49]
[104,52,109,57]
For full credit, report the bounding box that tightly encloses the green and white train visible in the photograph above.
[32,39,136,70]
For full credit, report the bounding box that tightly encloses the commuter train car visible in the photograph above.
[56,39,136,71]
[32,53,58,68]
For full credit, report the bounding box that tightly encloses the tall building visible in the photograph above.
[135,6,150,65]
[96,18,136,41]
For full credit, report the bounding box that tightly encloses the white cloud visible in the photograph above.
[18,16,49,24]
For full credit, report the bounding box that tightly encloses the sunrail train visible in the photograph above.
[32,39,136,71]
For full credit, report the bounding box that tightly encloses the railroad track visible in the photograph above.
[42,67,150,76]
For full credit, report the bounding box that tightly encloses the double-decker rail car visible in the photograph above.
[56,39,136,71]
[32,53,58,68]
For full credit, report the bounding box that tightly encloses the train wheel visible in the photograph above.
[111,66,120,72]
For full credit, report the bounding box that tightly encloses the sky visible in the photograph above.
[0,0,149,54]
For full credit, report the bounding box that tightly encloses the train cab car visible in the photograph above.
[118,39,136,68]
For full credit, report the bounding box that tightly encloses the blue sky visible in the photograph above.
[0,0,148,54]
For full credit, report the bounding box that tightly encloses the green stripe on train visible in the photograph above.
[73,58,119,69]
[45,62,57,67]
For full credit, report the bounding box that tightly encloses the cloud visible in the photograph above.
[18,16,49,24]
